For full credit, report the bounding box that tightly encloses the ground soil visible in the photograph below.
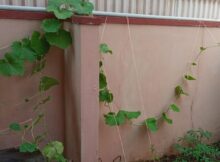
[0,148,44,162]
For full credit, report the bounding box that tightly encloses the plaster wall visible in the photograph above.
[99,24,220,161]
[0,19,65,149]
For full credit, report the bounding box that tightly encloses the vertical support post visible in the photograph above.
[65,24,100,162]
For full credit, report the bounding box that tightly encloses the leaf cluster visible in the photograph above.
[47,0,94,19]
[42,141,67,162]
[104,110,141,126]
[174,129,220,162]
[145,104,180,132]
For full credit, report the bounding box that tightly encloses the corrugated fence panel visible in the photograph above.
[1,0,220,19]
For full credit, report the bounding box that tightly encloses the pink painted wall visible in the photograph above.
[0,20,65,149]
[1,18,220,162]
[99,24,220,161]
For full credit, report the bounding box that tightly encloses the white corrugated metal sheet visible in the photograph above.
[1,0,220,20]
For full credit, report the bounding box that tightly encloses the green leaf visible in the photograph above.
[200,47,206,52]
[54,154,67,162]
[45,29,72,49]
[19,142,37,153]
[116,111,127,125]
[48,0,65,6]
[104,112,118,126]
[99,72,107,89]
[0,53,24,76]
[39,76,59,92]
[42,141,65,160]
[184,74,196,80]
[104,110,141,126]
[100,43,112,54]
[47,0,73,19]
[169,104,180,112]
[41,19,62,33]
[104,111,126,126]
[119,110,141,120]
[11,40,36,62]
[32,60,46,75]
[31,31,50,59]
[99,61,103,68]
[162,113,173,124]
[145,118,158,132]
[175,85,188,98]
[9,122,22,131]
[74,1,94,15]
[99,88,113,103]
[192,62,197,66]
[48,6,73,20]
[104,112,126,126]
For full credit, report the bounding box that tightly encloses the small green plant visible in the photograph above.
[173,129,220,162]
[0,0,95,161]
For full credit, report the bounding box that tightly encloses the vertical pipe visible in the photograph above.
[97,0,105,11]
[137,0,144,14]
[188,0,193,17]
[0,0,8,5]
[193,0,199,18]
[122,0,129,13]
[24,0,34,6]
[158,0,165,16]
[129,0,136,13]
[36,0,45,7]
[208,0,213,18]
[114,0,122,13]
[213,0,218,19]
[145,0,151,15]
[203,0,209,18]
[152,0,158,15]
[106,0,113,12]
[216,0,220,19]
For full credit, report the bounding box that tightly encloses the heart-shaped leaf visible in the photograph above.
[45,29,72,49]
[19,142,37,153]
[184,74,196,80]
[169,104,180,112]
[99,72,107,89]
[145,118,158,132]
[39,76,59,92]
[41,19,62,33]
[9,122,22,131]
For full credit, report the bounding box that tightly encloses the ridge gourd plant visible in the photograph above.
[99,43,142,126]
[0,0,94,161]
[99,31,220,149]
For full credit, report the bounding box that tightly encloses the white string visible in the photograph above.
[0,44,10,51]
[126,16,153,147]
[100,16,108,43]
[100,16,127,162]
[99,14,220,161]
[0,118,32,135]
[188,21,203,129]
[201,21,219,44]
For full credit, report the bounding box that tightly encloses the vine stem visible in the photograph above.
[0,118,32,135]
[100,16,128,162]
[106,104,127,162]
[0,92,41,109]
[126,16,153,148]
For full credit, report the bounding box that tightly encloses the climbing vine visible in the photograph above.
[99,43,141,126]
[0,0,94,161]
[99,34,218,134]
[1,0,217,161]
